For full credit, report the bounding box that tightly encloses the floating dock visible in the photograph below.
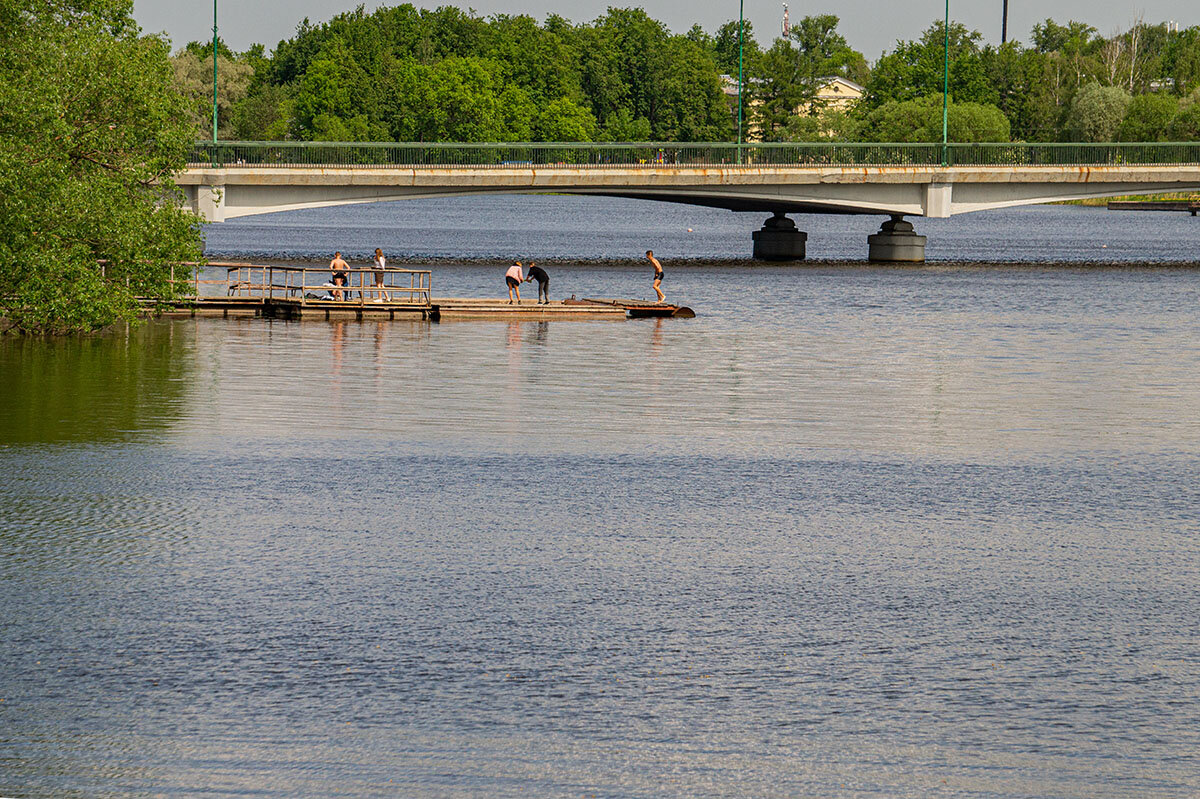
[1107,200,1200,215]
[146,263,694,321]
[157,296,693,321]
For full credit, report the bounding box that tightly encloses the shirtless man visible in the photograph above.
[505,261,524,304]
[646,250,665,303]
[329,251,349,300]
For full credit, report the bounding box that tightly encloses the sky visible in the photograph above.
[133,1,1197,60]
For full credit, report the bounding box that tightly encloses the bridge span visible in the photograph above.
[179,142,1200,261]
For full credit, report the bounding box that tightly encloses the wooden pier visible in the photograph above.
[1107,200,1200,215]
[147,263,694,321]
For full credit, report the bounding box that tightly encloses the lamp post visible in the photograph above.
[212,0,218,143]
[737,0,744,165]
[941,0,949,166]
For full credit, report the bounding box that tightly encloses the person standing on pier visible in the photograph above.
[329,251,349,301]
[646,250,665,303]
[505,261,524,304]
[525,263,550,304]
[372,248,387,302]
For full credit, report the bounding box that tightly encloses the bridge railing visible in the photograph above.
[188,141,1200,169]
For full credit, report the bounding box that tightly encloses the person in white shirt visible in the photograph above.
[505,262,524,304]
[372,248,387,302]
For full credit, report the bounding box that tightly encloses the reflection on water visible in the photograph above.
[2,264,1200,798]
[0,321,192,444]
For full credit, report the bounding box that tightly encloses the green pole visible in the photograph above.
[941,0,949,166]
[737,0,744,165]
[212,0,218,144]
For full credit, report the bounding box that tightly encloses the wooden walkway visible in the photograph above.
[153,296,693,321]
[143,263,695,321]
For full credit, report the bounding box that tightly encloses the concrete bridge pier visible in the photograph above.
[868,215,927,263]
[752,212,807,261]
[193,184,226,223]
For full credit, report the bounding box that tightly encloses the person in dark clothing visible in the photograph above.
[525,263,550,304]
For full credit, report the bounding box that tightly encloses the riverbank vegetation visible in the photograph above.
[173,5,1200,145]
[1,0,202,334]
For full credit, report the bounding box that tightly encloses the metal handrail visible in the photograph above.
[187,141,1200,169]
[224,265,432,305]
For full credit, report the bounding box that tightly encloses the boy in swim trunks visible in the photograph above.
[329,251,349,300]
[646,250,665,303]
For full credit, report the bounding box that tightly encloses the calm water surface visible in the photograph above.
[2,200,1199,798]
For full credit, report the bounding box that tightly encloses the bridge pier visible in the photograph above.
[752,213,807,261]
[868,215,927,263]
[194,184,226,223]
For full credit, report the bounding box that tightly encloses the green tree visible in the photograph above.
[386,57,513,142]
[1162,26,1200,96]
[859,95,1009,142]
[865,22,996,109]
[751,15,865,140]
[598,108,652,141]
[1032,20,1097,55]
[0,0,202,333]
[981,43,1062,141]
[1167,89,1200,139]
[233,83,295,140]
[1067,81,1131,141]
[713,19,759,77]
[171,50,253,138]
[654,35,730,140]
[533,97,596,141]
[292,41,386,140]
[1116,93,1178,141]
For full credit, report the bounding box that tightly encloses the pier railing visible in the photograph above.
[189,141,1200,169]
[224,265,432,305]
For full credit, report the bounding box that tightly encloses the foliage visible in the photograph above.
[1031,20,1097,55]
[712,19,759,77]
[1166,99,1200,140]
[751,15,866,140]
[163,7,1200,147]
[858,95,1009,142]
[865,22,996,109]
[171,50,253,139]
[0,0,202,333]
[1116,93,1178,141]
[226,4,732,144]
[1067,82,1132,142]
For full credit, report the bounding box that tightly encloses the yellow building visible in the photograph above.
[722,74,864,140]
[808,76,865,113]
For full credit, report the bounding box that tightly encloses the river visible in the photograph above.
[1,197,1198,798]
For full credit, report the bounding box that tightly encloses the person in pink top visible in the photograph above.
[505,261,524,304]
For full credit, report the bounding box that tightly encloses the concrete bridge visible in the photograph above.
[178,142,1200,261]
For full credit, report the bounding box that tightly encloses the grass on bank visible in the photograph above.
[1061,192,1200,206]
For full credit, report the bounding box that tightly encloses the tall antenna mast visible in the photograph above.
[782,3,790,37]
[1001,0,1009,44]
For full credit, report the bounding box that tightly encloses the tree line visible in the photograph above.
[2,0,201,334]
[172,5,1200,144]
